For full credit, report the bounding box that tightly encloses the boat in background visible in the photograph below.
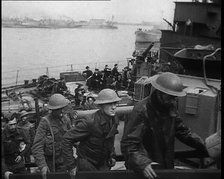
[76,17,118,29]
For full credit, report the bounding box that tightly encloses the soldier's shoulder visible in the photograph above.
[134,97,149,111]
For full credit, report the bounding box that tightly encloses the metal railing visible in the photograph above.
[2,60,128,88]
[8,169,221,179]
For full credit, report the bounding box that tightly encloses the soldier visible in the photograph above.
[111,64,119,80]
[74,84,85,108]
[82,66,93,80]
[18,98,33,112]
[83,96,98,110]
[90,68,103,91]
[103,65,111,79]
[121,72,208,179]
[62,89,121,176]
[2,115,31,175]
[102,65,112,88]
[32,93,72,179]
[17,111,36,164]
[1,113,7,131]
[51,77,68,95]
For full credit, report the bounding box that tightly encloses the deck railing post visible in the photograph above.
[46,67,49,76]
[16,70,19,86]
[71,64,73,71]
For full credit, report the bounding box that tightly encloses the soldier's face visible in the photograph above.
[21,116,28,123]
[88,98,94,104]
[102,102,118,116]
[158,91,177,108]
[7,118,17,131]
[52,108,63,119]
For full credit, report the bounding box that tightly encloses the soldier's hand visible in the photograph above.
[4,171,13,179]
[70,167,77,176]
[143,163,157,179]
[15,155,22,163]
[41,166,49,179]
[108,158,116,167]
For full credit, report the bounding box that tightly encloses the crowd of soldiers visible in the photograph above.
[2,72,221,179]
[83,64,134,92]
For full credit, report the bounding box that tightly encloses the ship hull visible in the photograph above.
[135,30,159,42]
[160,30,221,49]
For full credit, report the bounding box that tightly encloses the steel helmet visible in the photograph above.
[20,110,30,118]
[151,72,186,97]
[94,89,121,104]
[47,93,69,110]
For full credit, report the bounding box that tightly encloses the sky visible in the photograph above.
[2,0,191,23]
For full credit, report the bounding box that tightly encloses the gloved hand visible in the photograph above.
[108,158,116,167]
[41,166,49,179]
[4,171,13,179]
[70,167,77,176]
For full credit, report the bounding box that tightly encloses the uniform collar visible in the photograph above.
[98,109,114,126]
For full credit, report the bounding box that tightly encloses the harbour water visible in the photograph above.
[2,25,160,87]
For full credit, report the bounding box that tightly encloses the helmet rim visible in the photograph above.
[94,89,121,104]
[94,97,121,104]
[151,73,186,97]
[47,93,69,110]
[47,101,68,110]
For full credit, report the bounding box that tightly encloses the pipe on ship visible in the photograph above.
[76,105,134,119]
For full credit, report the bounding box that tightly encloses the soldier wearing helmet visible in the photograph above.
[32,93,72,178]
[17,111,36,164]
[82,66,93,80]
[2,114,31,177]
[62,88,121,175]
[121,72,208,179]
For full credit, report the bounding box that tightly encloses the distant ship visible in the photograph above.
[2,19,83,29]
[2,18,118,29]
[75,18,118,29]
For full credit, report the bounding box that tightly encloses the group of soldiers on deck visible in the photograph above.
[82,64,134,92]
[2,72,220,179]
